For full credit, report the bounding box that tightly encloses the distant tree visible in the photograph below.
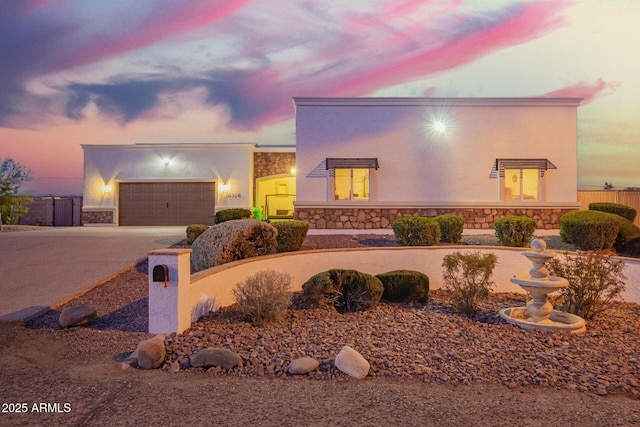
[0,157,34,226]
[604,182,614,190]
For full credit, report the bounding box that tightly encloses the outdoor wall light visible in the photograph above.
[433,120,447,133]
[162,157,171,166]
[101,183,112,193]
[290,166,296,175]
[218,182,230,193]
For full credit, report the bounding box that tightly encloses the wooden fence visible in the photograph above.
[577,190,640,227]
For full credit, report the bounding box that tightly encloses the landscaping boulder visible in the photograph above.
[191,219,278,271]
[288,357,319,375]
[190,348,242,370]
[136,335,167,370]
[334,346,370,379]
[58,304,97,328]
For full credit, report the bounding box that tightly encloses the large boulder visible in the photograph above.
[190,348,242,370]
[59,304,97,328]
[288,357,319,375]
[191,219,278,271]
[136,335,167,370]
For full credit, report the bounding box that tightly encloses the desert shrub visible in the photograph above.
[547,251,626,320]
[273,220,309,253]
[589,202,637,222]
[376,270,429,303]
[392,216,440,246]
[434,214,464,243]
[494,216,536,247]
[191,219,278,271]
[215,208,252,224]
[560,210,619,251]
[442,251,498,314]
[232,270,291,325]
[186,224,209,245]
[302,269,384,312]
[602,213,640,255]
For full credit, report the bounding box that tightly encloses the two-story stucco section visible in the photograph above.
[82,143,255,226]
[293,97,581,229]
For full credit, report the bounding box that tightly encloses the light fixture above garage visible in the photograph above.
[218,182,230,193]
[101,183,112,193]
[290,166,296,175]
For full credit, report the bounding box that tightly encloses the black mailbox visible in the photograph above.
[152,264,169,282]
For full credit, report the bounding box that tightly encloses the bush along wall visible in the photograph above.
[560,210,619,251]
[494,216,536,247]
[434,214,464,243]
[376,270,429,303]
[589,202,637,222]
[273,220,309,253]
[392,216,440,246]
[186,224,209,245]
[215,208,252,224]
[302,269,383,313]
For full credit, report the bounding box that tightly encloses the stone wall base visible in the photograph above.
[82,210,114,224]
[295,207,577,229]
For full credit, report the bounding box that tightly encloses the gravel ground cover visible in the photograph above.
[3,232,640,426]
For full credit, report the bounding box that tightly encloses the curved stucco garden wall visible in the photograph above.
[190,247,640,310]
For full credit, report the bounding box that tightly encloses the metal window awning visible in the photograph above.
[325,158,379,170]
[489,158,557,178]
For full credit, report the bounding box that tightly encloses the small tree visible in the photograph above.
[442,251,498,314]
[0,157,34,226]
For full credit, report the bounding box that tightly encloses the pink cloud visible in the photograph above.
[541,78,621,104]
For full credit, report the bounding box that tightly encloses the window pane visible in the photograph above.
[334,169,351,200]
[522,169,539,200]
[352,168,369,200]
[504,169,520,200]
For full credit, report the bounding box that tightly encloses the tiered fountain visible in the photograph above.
[499,239,586,333]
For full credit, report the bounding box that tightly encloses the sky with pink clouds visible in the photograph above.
[0,0,638,195]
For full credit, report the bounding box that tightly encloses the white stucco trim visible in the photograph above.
[294,201,582,209]
[293,97,583,108]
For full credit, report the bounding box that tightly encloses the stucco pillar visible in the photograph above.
[148,248,192,334]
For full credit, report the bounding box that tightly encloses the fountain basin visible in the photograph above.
[510,274,568,292]
[499,307,586,334]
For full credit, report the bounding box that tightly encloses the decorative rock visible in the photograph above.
[59,304,97,328]
[190,348,242,370]
[288,357,320,375]
[137,335,167,370]
[334,346,370,379]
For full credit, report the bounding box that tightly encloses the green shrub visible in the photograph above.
[392,216,440,246]
[215,208,252,224]
[232,270,292,325]
[434,214,464,243]
[442,251,498,314]
[547,251,626,320]
[186,224,209,245]
[302,269,383,312]
[376,270,429,303]
[191,219,278,271]
[273,220,309,253]
[589,202,637,222]
[494,216,536,247]
[560,210,619,251]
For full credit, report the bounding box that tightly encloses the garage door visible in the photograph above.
[119,182,215,226]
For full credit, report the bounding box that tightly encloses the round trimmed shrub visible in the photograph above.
[376,270,429,303]
[604,213,640,255]
[589,202,637,222]
[215,208,252,224]
[186,224,209,245]
[392,216,440,246]
[273,220,309,253]
[494,216,536,247]
[191,219,278,271]
[560,210,619,251]
[302,269,383,312]
[434,214,464,243]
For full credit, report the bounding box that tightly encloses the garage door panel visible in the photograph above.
[119,182,215,226]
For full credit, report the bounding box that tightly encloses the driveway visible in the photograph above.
[0,226,185,321]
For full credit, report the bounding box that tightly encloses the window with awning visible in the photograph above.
[489,159,557,201]
[326,158,378,201]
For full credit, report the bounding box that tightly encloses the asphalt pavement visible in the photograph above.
[0,226,185,321]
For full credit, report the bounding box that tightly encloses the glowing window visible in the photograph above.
[334,168,369,201]
[504,168,539,201]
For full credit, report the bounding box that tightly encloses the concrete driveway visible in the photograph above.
[0,226,185,321]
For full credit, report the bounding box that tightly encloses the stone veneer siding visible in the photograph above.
[295,207,577,229]
[82,210,114,224]
[253,152,296,180]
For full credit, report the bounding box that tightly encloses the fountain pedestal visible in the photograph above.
[499,239,586,334]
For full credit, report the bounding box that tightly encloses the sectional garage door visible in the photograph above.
[119,182,215,226]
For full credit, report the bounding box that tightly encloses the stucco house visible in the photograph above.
[293,97,581,229]
[81,97,580,228]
